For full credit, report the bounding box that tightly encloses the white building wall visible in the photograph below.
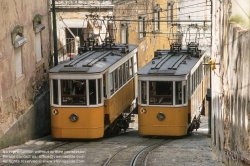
[178,0,211,53]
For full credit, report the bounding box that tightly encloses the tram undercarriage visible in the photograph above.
[104,104,137,136]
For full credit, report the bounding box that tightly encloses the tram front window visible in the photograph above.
[141,81,147,104]
[149,81,173,105]
[61,80,86,105]
[52,80,59,105]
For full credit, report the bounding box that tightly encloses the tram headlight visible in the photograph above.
[156,112,165,121]
[140,108,147,114]
[52,109,59,115]
[69,113,79,122]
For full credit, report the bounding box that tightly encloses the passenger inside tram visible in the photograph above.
[72,81,86,103]
[73,81,85,95]
[61,80,86,105]
[149,81,173,105]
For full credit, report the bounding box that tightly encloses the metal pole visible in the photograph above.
[208,0,213,136]
[52,0,58,66]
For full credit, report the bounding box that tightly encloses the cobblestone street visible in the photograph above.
[0,115,225,166]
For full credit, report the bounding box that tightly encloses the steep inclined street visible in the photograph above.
[0,1,249,166]
[0,116,225,166]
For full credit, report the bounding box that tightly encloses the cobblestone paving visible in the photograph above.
[0,116,225,166]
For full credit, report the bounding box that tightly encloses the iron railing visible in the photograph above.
[54,0,115,5]
[58,38,76,63]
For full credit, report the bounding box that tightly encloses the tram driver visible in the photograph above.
[73,81,86,103]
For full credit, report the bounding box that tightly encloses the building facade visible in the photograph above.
[114,0,177,69]
[0,0,51,148]
[54,0,178,69]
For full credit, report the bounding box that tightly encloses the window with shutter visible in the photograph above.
[15,47,22,79]
[36,32,42,62]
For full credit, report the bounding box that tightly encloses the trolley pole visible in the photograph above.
[52,0,58,66]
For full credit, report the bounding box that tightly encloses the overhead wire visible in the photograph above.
[115,1,210,11]
[148,0,210,7]
[69,0,213,48]
[114,2,210,11]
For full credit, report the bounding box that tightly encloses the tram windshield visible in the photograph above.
[61,80,87,105]
[140,80,186,106]
[149,81,173,105]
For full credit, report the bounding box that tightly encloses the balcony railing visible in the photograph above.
[58,38,76,63]
[54,0,114,5]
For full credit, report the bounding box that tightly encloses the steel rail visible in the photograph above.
[142,140,173,166]
[102,136,158,166]
[130,139,171,166]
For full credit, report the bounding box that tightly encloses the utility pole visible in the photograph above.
[52,0,58,66]
[208,0,213,136]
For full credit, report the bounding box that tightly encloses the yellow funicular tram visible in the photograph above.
[49,42,138,139]
[137,47,207,136]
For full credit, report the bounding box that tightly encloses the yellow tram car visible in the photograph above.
[49,44,138,138]
[137,49,207,136]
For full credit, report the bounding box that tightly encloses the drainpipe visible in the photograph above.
[208,0,213,136]
[52,0,58,66]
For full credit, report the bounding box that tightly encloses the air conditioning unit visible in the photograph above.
[14,37,27,48]
[35,24,45,33]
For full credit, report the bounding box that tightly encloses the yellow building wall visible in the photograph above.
[114,0,178,69]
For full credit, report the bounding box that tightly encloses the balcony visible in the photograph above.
[53,0,116,9]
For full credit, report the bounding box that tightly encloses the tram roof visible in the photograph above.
[137,50,206,76]
[49,44,137,74]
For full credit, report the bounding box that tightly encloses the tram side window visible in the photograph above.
[125,61,129,81]
[134,52,138,73]
[195,69,199,89]
[191,73,194,94]
[110,72,114,95]
[98,79,102,104]
[89,80,96,105]
[149,81,173,105]
[129,58,133,79]
[52,80,59,104]
[141,81,147,104]
[197,65,200,85]
[200,64,203,83]
[123,63,127,84]
[194,71,197,91]
[118,66,122,88]
[114,69,118,92]
[61,80,86,105]
[183,85,186,104]
[103,74,106,97]
[175,81,182,105]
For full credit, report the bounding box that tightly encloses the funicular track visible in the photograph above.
[102,137,172,166]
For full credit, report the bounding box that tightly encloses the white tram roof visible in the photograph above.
[49,44,138,74]
[137,49,206,77]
